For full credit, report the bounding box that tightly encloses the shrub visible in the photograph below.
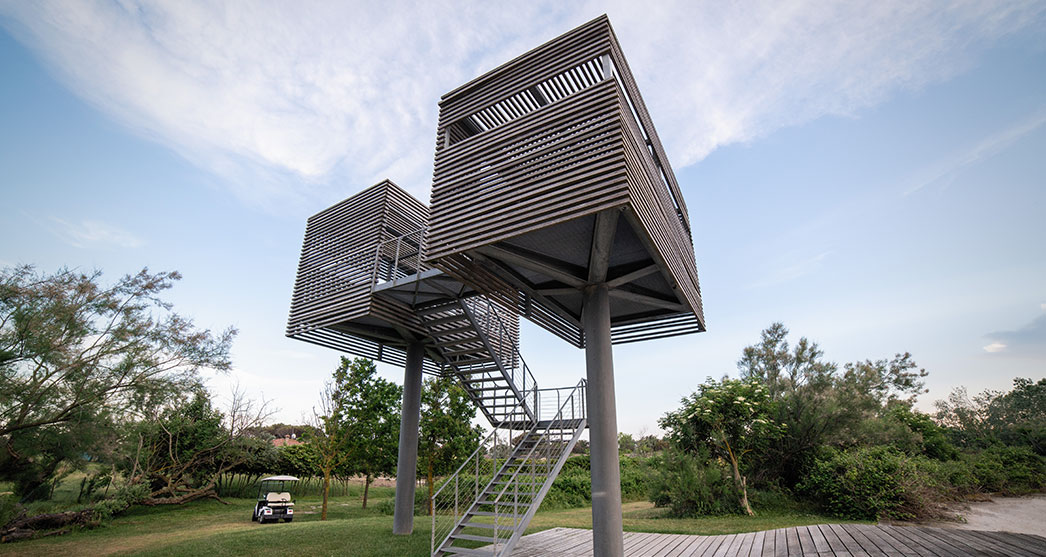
[538,455,649,511]
[375,487,430,516]
[647,448,742,517]
[968,446,1045,494]
[799,446,947,521]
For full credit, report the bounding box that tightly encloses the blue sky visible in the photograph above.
[2,1,1044,434]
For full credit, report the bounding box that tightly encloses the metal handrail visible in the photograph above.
[370,227,428,288]
[464,296,539,418]
[478,379,587,555]
[430,394,535,555]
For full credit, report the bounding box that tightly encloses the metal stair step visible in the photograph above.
[424,314,469,327]
[469,511,523,518]
[476,499,528,506]
[449,533,500,543]
[457,367,502,377]
[449,356,495,365]
[441,546,508,556]
[443,347,488,357]
[417,303,460,316]
[431,325,476,336]
[433,334,481,346]
[459,521,503,530]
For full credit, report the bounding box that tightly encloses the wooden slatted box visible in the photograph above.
[286,180,438,370]
[426,15,704,347]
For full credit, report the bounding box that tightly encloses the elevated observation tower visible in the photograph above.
[286,15,703,557]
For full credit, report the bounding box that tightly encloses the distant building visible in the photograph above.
[272,434,302,448]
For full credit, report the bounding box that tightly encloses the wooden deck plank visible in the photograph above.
[785,525,802,556]
[817,524,853,557]
[851,525,910,556]
[749,530,767,557]
[711,533,740,557]
[796,524,817,555]
[872,526,940,556]
[501,525,1044,557]
[942,529,1020,557]
[896,526,965,556]
[914,527,1008,557]
[631,532,675,557]
[654,535,695,557]
[825,524,870,557]
[773,528,788,557]
[734,531,756,557]
[806,524,835,555]
[965,529,1044,557]
[680,532,722,557]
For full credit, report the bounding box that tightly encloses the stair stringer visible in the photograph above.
[500,419,587,556]
[435,418,587,556]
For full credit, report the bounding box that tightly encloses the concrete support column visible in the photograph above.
[393,341,425,535]
[582,285,624,557]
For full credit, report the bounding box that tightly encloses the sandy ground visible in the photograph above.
[930,493,1046,537]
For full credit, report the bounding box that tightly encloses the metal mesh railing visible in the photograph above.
[430,397,534,555]
[431,379,586,556]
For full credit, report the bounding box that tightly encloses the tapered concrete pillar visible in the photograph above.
[393,341,425,534]
[582,285,624,557]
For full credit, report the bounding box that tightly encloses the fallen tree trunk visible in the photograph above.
[1,509,92,543]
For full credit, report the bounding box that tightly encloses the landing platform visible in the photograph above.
[502,525,1046,556]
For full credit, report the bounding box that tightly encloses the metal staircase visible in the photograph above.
[368,231,588,556]
[417,297,536,427]
[429,380,586,556]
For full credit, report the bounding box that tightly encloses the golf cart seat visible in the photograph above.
[266,492,293,505]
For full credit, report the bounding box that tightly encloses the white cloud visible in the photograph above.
[48,217,144,249]
[904,109,1046,195]
[2,1,1043,208]
[983,342,1007,353]
[749,250,833,289]
[984,314,1046,356]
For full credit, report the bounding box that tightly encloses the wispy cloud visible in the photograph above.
[749,250,832,289]
[47,217,144,249]
[904,109,1046,196]
[2,1,1043,208]
[984,311,1046,356]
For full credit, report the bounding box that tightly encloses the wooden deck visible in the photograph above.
[500,525,1046,556]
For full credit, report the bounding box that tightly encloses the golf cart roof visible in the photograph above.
[260,475,300,482]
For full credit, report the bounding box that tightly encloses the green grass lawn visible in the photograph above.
[1,487,863,556]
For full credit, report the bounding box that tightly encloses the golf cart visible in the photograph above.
[252,475,299,524]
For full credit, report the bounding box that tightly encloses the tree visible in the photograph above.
[0,266,234,499]
[307,379,349,521]
[637,435,668,455]
[418,377,481,514]
[124,386,271,506]
[660,378,782,515]
[334,357,401,509]
[736,323,926,484]
[935,378,1046,453]
[618,432,636,454]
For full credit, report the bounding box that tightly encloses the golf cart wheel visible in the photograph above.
[284,517,293,523]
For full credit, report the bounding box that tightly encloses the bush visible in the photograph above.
[968,446,1045,494]
[538,455,649,511]
[799,447,947,521]
[647,449,742,517]
[375,487,430,516]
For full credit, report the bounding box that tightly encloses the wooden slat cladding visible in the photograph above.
[427,15,704,343]
[286,180,432,361]
[428,80,631,261]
